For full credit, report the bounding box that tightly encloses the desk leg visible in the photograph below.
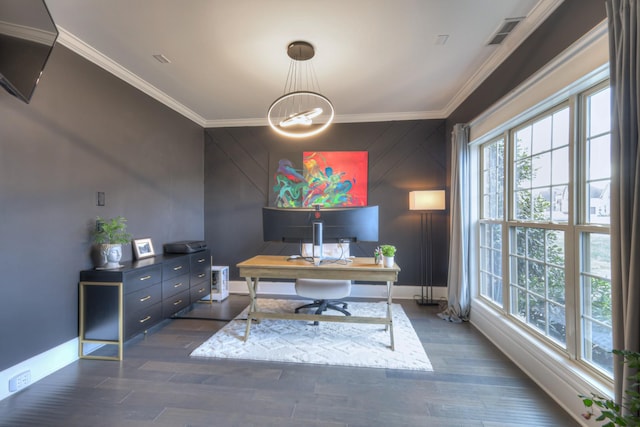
[244,276,258,342]
[386,280,395,351]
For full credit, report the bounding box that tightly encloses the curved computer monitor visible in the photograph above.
[262,206,379,243]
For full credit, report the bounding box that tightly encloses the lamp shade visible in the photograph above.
[409,190,446,211]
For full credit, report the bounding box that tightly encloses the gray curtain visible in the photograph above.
[438,124,470,322]
[606,0,640,408]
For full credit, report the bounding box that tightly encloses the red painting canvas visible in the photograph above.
[302,151,368,207]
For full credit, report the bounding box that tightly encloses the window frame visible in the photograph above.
[476,78,612,381]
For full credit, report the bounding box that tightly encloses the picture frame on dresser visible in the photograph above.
[132,237,155,259]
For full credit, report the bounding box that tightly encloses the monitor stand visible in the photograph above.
[312,221,324,266]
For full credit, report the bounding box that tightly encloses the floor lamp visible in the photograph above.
[409,190,446,306]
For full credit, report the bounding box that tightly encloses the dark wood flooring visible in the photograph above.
[0,295,579,426]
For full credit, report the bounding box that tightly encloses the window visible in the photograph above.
[479,139,504,305]
[512,106,570,223]
[478,81,612,377]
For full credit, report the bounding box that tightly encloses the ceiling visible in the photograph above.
[45,0,564,128]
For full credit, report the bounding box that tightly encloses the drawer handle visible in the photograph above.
[173,299,183,306]
[139,315,152,324]
[140,295,151,302]
[173,282,185,288]
[197,287,206,293]
[197,258,205,263]
[173,266,183,271]
[197,273,206,278]
[139,275,152,281]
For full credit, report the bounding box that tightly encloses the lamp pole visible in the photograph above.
[409,190,445,306]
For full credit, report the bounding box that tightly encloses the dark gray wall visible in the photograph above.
[0,45,205,371]
[204,120,447,286]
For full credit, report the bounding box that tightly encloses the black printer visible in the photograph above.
[163,240,207,254]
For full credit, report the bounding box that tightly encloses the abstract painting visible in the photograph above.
[270,151,368,207]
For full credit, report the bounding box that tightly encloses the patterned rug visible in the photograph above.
[190,299,433,371]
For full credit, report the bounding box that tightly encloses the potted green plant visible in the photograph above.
[91,216,132,269]
[380,244,396,268]
[580,349,640,426]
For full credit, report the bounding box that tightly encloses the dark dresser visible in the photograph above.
[79,250,211,360]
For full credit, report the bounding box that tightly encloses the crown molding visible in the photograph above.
[55,26,207,127]
[0,20,57,45]
[442,0,565,117]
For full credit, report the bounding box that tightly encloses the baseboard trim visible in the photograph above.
[0,338,79,401]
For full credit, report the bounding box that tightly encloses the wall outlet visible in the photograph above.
[8,370,31,392]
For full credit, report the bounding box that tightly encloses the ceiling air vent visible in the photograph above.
[152,54,171,64]
[487,17,523,45]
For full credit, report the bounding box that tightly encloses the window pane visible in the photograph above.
[587,181,610,224]
[480,223,503,305]
[546,229,564,266]
[553,146,569,184]
[532,116,552,153]
[581,232,612,374]
[552,108,570,148]
[526,228,545,261]
[584,233,611,279]
[549,302,567,343]
[532,189,551,221]
[588,135,611,180]
[532,153,551,187]
[548,267,565,303]
[516,127,531,159]
[588,87,611,136]
[551,185,569,222]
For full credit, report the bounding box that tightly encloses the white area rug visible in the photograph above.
[190,299,433,371]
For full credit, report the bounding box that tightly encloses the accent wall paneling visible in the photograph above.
[204,120,447,287]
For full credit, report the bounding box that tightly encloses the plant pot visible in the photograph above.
[94,243,123,269]
[383,255,394,268]
[90,244,107,268]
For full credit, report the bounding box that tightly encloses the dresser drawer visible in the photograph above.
[124,265,162,294]
[189,251,209,270]
[162,273,189,299]
[162,289,190,317]
[190,268,209,287]
[124,302,162,339]
[162,256,189,281]
[190,281,210,303]
[124,283,161,314]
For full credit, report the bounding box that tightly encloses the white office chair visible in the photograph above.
[294,278,352,325]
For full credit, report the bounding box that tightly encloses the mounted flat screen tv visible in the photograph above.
[262,206,379,244]
[0,0,58,103]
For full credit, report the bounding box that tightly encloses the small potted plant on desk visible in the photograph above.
[91,216,132,269]
[380,244,396,268]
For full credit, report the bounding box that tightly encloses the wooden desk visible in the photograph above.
[237,255,401,350]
